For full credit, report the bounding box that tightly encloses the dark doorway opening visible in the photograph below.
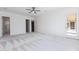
[31,21,34,32]
[2,16,10,36]
[26,20,30,32]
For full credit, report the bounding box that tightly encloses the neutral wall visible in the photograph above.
[35,8,79,39]
[0,11,33,37]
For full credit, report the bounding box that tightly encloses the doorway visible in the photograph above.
[26,20,30,32]
[2,16,10,36]
[26,20,35,33]
[31,21,34,32]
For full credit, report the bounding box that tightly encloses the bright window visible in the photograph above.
[66,12,77,33]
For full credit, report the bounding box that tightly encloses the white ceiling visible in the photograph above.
[0,7,58,16]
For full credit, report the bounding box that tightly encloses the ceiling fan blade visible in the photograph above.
[29,10,33,13]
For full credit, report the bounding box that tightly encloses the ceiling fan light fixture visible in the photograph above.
[26,7,40,15]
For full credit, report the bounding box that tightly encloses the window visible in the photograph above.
[70,22,75,29]
[66,12,77,33]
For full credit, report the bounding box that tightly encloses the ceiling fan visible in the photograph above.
[25,7,40,14]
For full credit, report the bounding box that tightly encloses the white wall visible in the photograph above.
[35,7,79,39]
[0,11,33,37]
